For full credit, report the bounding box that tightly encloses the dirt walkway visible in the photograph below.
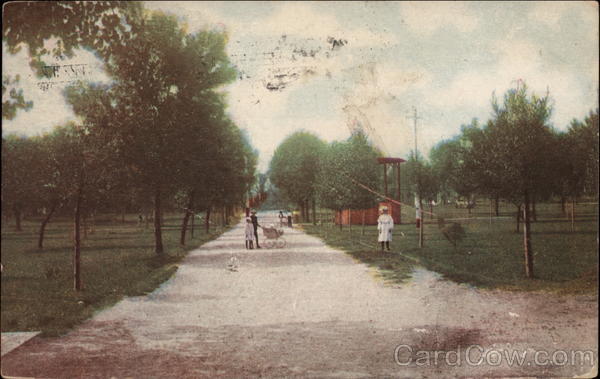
[2,211,597,378]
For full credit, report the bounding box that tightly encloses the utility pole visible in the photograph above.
[406,107,421,160]
[406,107,424,248]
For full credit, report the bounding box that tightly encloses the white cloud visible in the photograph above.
[2,43,109,136]
[144,1,230,34]
[399,1,479,36]
[527,1,570,25]
[527,1,598,26]
[251,2,396,47]
[428,34,597,133]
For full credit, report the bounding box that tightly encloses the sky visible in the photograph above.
[2,1,598,172]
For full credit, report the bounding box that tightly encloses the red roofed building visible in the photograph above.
[335,157,405,225]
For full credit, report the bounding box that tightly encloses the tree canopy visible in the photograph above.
[316,132,381,211]
[268,131,327,211]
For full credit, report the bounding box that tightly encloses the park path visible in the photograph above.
[1,211,597,378]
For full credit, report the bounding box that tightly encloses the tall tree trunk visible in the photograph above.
[561,196,567,217]
[180,210,190,246]
[13,205,22,231]
[82,214,88,239]
[312,199,317,225]
[180,191,195,246]
[494,196,499,216]
[38,203,57,249]
[523,191,534,278]
[361,209,366,236]
[90,213,96,235]
[515,204,522,233]
[205,207,211,233]
[302,201,306,223]
[571,198,576,232]
[190,210,195,239]
[154,188,164,255]
[73,184,83,291]
[338,210,343,230]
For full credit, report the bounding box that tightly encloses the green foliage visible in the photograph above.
[3,1,142,119]
[3,2,142,71]
[63,9,252,214]
[553,109,599,200]
[269,131,327,207]
[430,119,482,200]
[39,122,116,212]
[4,6,255,257]
[1,135,44,220]
[470,84,555,203]
[316,132,381,211]
[404,152,439,203]
[2,75,34,120]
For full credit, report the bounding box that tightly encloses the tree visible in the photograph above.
[1,135,42,231]
[316,132,381,228]
[65,11,238,254]
[170,92,228,244]
[208,124,257,225]
[469,83,555,278]
[2,1,142,119]
[269,131,327,222]
[552,109,599,224]
[430,119,483,210]
[177,104,257,242]
[2,75,33,120]
[32,133,67,249]
[429,139,461,203]
[404,152,439,215]
[25,122,117,290]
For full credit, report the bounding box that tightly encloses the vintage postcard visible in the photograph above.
[1,1,598,378]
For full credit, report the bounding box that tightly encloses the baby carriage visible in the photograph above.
[262,226,286,248]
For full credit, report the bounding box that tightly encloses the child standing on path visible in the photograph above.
[245,218,255,249]
[377,207,394,251]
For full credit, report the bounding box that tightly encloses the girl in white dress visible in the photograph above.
[245,218,255,249]
[377,207,394,251]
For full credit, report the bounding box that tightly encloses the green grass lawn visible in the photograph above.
[1,213,233,336]
[304,201,598,294]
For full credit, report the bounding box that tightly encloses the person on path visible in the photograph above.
[377,207,394,251]
[244,218,255,249]
[250,210,261,248]
[278,211,285,227]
